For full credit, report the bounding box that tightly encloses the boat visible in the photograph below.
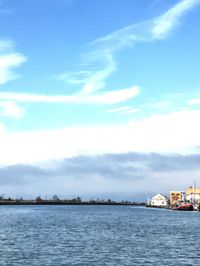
[193,204,200,211]
[172,201,193,211]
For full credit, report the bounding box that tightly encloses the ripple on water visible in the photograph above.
[0,205,200,265]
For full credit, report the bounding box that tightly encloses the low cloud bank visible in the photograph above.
[0,152,199,201]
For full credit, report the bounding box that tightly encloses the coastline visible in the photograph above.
[0,200,146,206]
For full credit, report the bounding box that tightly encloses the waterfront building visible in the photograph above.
[186,187,200,203]
[169,191,182,207]
[149,193,168,207]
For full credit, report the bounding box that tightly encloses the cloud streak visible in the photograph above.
[1,0,198,110]
[54,0,200,107]
[0,53,26,85]
[93,0,199,48]
[0,86,139,105]
[0,39,26,86]
[152,0,200,38]
[106,106,139,115]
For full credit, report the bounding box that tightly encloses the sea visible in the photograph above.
[0,205,200,265]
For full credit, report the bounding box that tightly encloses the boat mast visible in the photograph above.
[193,182,196,205]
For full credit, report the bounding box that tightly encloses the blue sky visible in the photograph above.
[0,0,200,200]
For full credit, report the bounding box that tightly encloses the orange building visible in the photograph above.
[169,191,182,207]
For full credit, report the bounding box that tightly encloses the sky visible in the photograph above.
[0,0,200,201]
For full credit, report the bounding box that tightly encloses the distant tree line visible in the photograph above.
[0,194,145,206]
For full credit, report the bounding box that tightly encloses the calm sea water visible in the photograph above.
[0,205,200,265]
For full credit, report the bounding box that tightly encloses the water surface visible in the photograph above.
[0,205,199,265]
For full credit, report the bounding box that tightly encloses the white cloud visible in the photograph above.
[0,109,200,165]
[0,86,140,105]
[106,106,139,115]
[0,101,24,119]
[83,86,139,104]
[57,70,94,85]
[55,0,200,108]
[91,22,150,52]
[0,53,27,85]
[0,91,78,103]
[92,0,200,50]
[80,51,116,95]
[58,51,116,96]
[152,0,200,38]
[188,98,200,105]
[122,108,140,114]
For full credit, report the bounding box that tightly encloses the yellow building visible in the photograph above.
[186,187,200,203]
[170,191,182,207]
[186,187,200,195]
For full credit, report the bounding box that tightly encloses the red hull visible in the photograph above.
[172,203,193,211]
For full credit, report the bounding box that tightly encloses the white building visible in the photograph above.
[186,187,200,204]
[186,193,200,203]
[149,193,168,207]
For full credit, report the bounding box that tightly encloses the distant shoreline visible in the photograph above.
[0,200,145,206]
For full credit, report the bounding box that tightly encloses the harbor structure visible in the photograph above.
[185,187,200,204]
[169,191,182,207]
[149,193,168,207]
[147,184,200,211]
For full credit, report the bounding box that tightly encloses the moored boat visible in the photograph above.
[172,202,193,211]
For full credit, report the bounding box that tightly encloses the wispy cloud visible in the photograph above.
[57,70,94,85]
[152,0,200,38]
[0,91,78,103]
[0,40,27,85]
[93,0,199,48]
[0,0,198,112]
[0,86,139,105]
[81,51,116,95]
[106,106,139,115]
[54,0,199,108]
[83,86,139,104]
[0,101,24,119]
[56,49,117,98]
[0,53,26,84]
